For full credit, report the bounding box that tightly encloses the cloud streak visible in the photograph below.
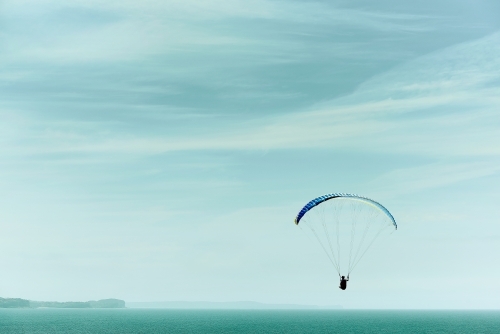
[4,32,499,160]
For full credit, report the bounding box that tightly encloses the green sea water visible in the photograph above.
[0,309,499,333]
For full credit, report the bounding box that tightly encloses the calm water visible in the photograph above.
[0,309,499,334]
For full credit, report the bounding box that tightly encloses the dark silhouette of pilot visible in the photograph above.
[339,275,349,290]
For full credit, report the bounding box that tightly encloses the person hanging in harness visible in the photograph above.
[339,275,349,290]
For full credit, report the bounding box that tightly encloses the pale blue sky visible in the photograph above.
[1,0,500,309]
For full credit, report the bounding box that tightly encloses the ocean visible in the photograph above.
[0,309,499,333]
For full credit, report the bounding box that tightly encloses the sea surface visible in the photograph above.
[0,309,499,334]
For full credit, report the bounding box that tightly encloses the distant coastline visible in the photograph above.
[126,301,343,309]
[0,298,342,310]
[0,297,125,309]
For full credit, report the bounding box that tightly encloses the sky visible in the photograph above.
[1,0,500,309]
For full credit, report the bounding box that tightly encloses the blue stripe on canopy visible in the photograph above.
[294,193,397,229]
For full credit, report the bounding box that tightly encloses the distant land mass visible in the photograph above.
[127,301,342,309]
[0,297,125,309]
[0,298,341,310]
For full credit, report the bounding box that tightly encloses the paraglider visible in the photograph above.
[294,193,397,290]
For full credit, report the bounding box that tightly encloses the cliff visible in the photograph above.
[0,297,30,308]
[0,298,125,308]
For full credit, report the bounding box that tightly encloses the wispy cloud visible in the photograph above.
[4,31,499,160]
[368,160,500,196]
[0,0,438,65]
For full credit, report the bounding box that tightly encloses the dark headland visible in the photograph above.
[0,297,125,308]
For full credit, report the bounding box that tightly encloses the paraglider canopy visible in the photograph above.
[295,193,397,228]
[295,193,396,278]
